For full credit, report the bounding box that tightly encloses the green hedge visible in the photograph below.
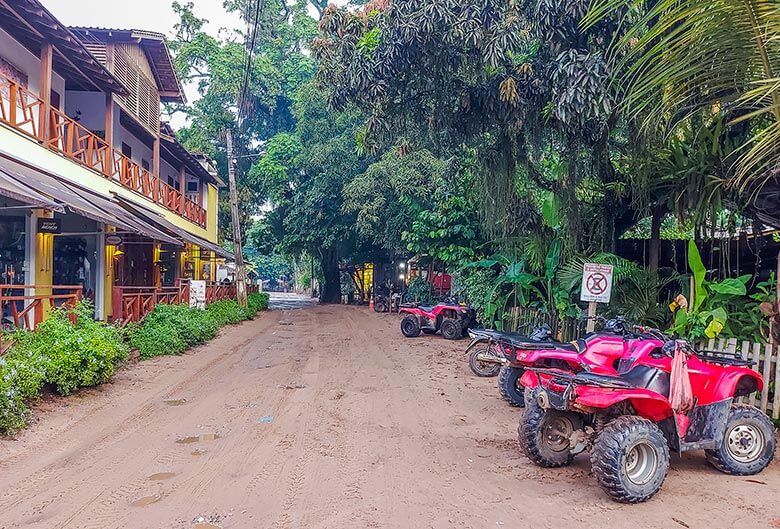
[0,292,271,435]
[1,301,128,434]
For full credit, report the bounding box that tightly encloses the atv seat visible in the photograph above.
[563,365,670,398]
[417,305,436,313]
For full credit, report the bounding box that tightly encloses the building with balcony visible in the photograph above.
[0,0,233,326]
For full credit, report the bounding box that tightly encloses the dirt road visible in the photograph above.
[1,301,778,529]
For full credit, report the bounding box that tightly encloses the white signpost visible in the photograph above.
[190,280,207,310]
[580,263,614,331]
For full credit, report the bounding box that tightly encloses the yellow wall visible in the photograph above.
[103,226,117,319]
[206,183,218,242]
[34,210,54,315]
[0,126,218,243]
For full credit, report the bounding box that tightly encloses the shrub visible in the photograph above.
[205,300,244,326]
[129,304,218,359]
[0,352,44,434]
[245,292,270,318]
[1,301,128,434]
[12,302,128,396]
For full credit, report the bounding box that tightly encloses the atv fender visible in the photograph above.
[465,338,489,354]
[714,369,763,401]
[399,308,418,316]
[574,386,673,422]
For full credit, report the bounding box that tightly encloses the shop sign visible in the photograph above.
[37,218,61,234]
[106,235,123,246]
[190,280,206,310]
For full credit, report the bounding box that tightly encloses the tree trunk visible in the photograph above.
[319,248,341,304]
[649,205,663,273]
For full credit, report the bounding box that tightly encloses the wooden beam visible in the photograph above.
[39,42,52,143]
[104,93,114,147]
[179,165,186,214]
[153,134,161,202]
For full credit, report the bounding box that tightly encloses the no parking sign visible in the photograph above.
[580,263,614,304]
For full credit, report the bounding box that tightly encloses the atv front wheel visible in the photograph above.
[518,406,583,467]
[400,315,421,337]
[441,319,462,340]
[468,345,501,377]
[497,366,525,407]
[705,404,776,475]
[590,416,670,504]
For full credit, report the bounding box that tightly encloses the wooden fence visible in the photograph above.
[112,281,260,324]
[702,338,779,420]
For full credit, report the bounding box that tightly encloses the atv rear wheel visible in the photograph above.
[400,315,421,337]
[497,366,525,407]
[468,345,501,377]
[374,299,388,313]
[590,416,669,504]
[441,319,462,340]
[518,406,583,467]
[705,404,776,475]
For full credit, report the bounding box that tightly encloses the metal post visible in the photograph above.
[225,129,247,308]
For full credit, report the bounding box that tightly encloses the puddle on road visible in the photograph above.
[176,433,219,444]
[131,494,161,507]
[164,399,187,406]
[148,472,176,481]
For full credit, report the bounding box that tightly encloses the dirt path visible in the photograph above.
[0,303,778,529]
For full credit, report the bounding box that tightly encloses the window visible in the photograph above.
[121,142,132,157]
[187,181,199,193]
[141,159,149,171]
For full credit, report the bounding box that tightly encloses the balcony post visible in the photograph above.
[39,43,53,144]
[179,165,186,214]
[153,134,161,202]
[104,94,114,177]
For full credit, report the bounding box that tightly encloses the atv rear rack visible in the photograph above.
[696,350,757,367]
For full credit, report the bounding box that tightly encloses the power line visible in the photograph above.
[237,0,264,127]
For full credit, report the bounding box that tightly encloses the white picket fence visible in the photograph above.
[702,338,779,419]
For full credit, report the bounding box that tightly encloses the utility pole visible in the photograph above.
[226,129,247,308]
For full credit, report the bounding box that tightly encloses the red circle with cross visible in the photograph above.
[586,272,608,295]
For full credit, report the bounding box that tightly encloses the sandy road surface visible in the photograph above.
[1,301,778,529]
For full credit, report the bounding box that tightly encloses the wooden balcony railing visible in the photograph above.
[0,72,207,228]
[0,285,83,333]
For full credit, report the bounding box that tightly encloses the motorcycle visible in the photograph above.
[464,323,554,377]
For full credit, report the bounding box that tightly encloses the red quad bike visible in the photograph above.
[518,339,777,504]
[399,299,475,340]
[495,317,664,407]
[464,323,556,378]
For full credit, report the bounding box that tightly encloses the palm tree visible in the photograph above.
[584,1,780,194]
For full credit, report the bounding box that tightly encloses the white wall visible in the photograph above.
[0,28,66,106]
[114,119,153,169]
[64,90,105,133]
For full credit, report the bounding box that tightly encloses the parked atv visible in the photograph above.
[465,324,554,377]
[495,317,660,407]
[518,340,775,504]
[399,300,475,340]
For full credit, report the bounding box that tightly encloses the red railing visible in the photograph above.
[0,284,83,333]
[0,72,207,228]
[112,281,259,324]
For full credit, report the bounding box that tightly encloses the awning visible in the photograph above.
[113,194,233,259]
[0,167,65,212]
[0,157,181,245]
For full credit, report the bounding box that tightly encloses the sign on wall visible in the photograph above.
[580,263,614,304]
[37,218,61,234]
[189,280,206,310]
